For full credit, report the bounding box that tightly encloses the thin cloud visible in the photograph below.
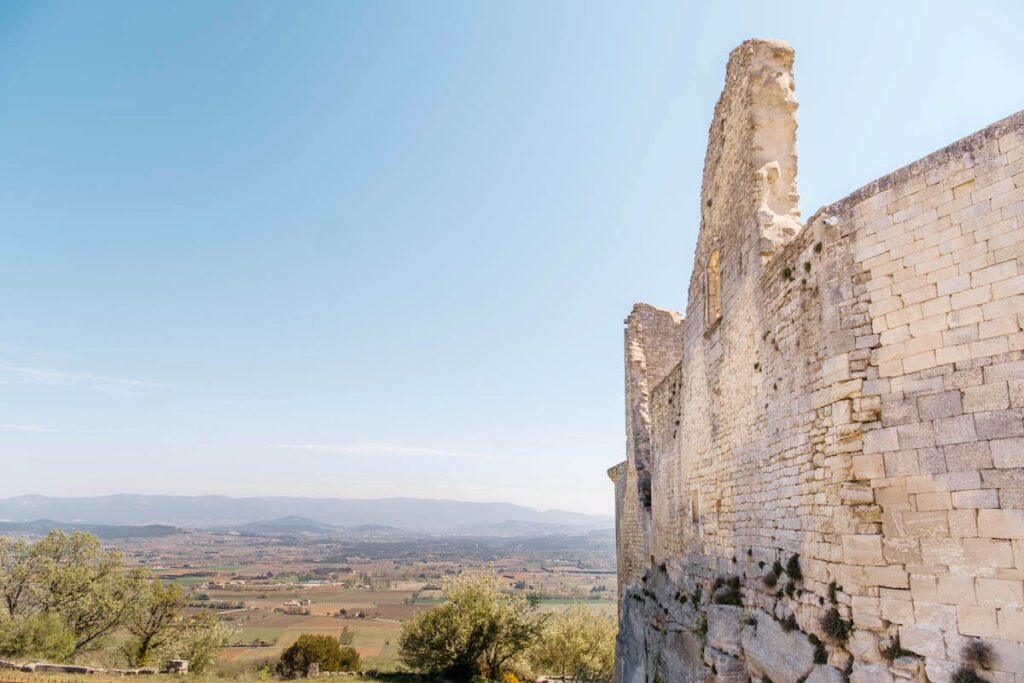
[0,363,167,392]
[0,424,58,433]
[268,443,495,460]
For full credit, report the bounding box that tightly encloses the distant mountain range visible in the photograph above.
[0,495,613,535]
[0,519,179,540]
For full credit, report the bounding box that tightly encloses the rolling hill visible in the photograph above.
[0,494,613,535]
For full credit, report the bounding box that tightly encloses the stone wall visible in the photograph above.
[611,38,1024,683]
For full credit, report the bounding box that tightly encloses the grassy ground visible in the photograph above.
[0,674,446,683]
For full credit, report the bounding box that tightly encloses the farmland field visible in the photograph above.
[89,527,619,673]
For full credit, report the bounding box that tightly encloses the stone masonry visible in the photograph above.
[610,38,1024,683]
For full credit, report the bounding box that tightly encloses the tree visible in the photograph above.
[122,580,187,666]
[0,530,148,657]
[527,605,615,683]
[277,633,359,678]
[398,574,545,680]
[160,609,238,674]
[0,537,36,617]
[0,612,75,661]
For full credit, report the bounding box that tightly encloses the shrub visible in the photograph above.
[881,635,915,661]
[0,613,75,661]
[399,575,543,681]
[780,614,797,632]
[712,576,742,606]
[808,633,827,665]
[771,560,784,577]
[527,605,614,683]
[763,573,778,589]
[785,555,802,581]
[827,581,840,604]
[820,608,853,644]
[278,634,359,678]
[962,639,994,670]
[951,666,989,683]
[784,581,796,599]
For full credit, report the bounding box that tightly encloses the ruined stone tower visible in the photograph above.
[610,39,1024,682]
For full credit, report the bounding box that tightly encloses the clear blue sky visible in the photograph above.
[1,1,1021,515]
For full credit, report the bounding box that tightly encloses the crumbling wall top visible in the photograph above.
[689,39,802,324]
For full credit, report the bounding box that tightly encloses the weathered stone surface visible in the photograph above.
[33,664,92,674]
[707,605,746,656]
[654,628,708,683]
[704,647,748,683]
[610,35,1024,683]
[805,665,847,683]
[850,662,895,683]
[847,630,884,664]
[740,611,815,683]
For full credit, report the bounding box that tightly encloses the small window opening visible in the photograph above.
[690,490,700,524]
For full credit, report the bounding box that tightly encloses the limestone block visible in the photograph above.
[934,415,978,446]
[898,626,947,658]
[850,661,895,683]
[911,574,939,602]
[877,485,911,509]
[937,574,977,604]
[841,483,875,505]
[847,630,885,664]
[703,647,748,683]
[991,437,1024,468]
[917,491,953,511]
[865,427,900,454]
[852,453,885,479]
[33,665,92,674]
[987,637,1024,673]
[914,602,958,631]
[889,656,923,681]
[998,607,1024,641]
[976,577,1024,607]
[975,409,1024,439]
[944,441,993,471]
[843,534,885,565]
[655,628,708,683]
[881,596,915,624]
[921,538,965,565]
[741,611,815,683]
[884,510,949,538]
[949,509,979,537]
[923,658,957,683]
[952,489,1001,509]
[884,538,924,564]
[979,509,1024,539]
[805,664,847,683]
[866,565,910,589]
[707,605,746,656]
[964,538,1015,568]
[957,605,1000,637]
[918,390,964,420]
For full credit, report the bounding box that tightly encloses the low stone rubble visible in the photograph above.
[0,658,165,676]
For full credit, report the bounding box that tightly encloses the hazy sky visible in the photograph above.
[1,1,1022,515]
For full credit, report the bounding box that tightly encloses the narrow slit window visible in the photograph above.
[690,490,699,524]
[706,250,721,325]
